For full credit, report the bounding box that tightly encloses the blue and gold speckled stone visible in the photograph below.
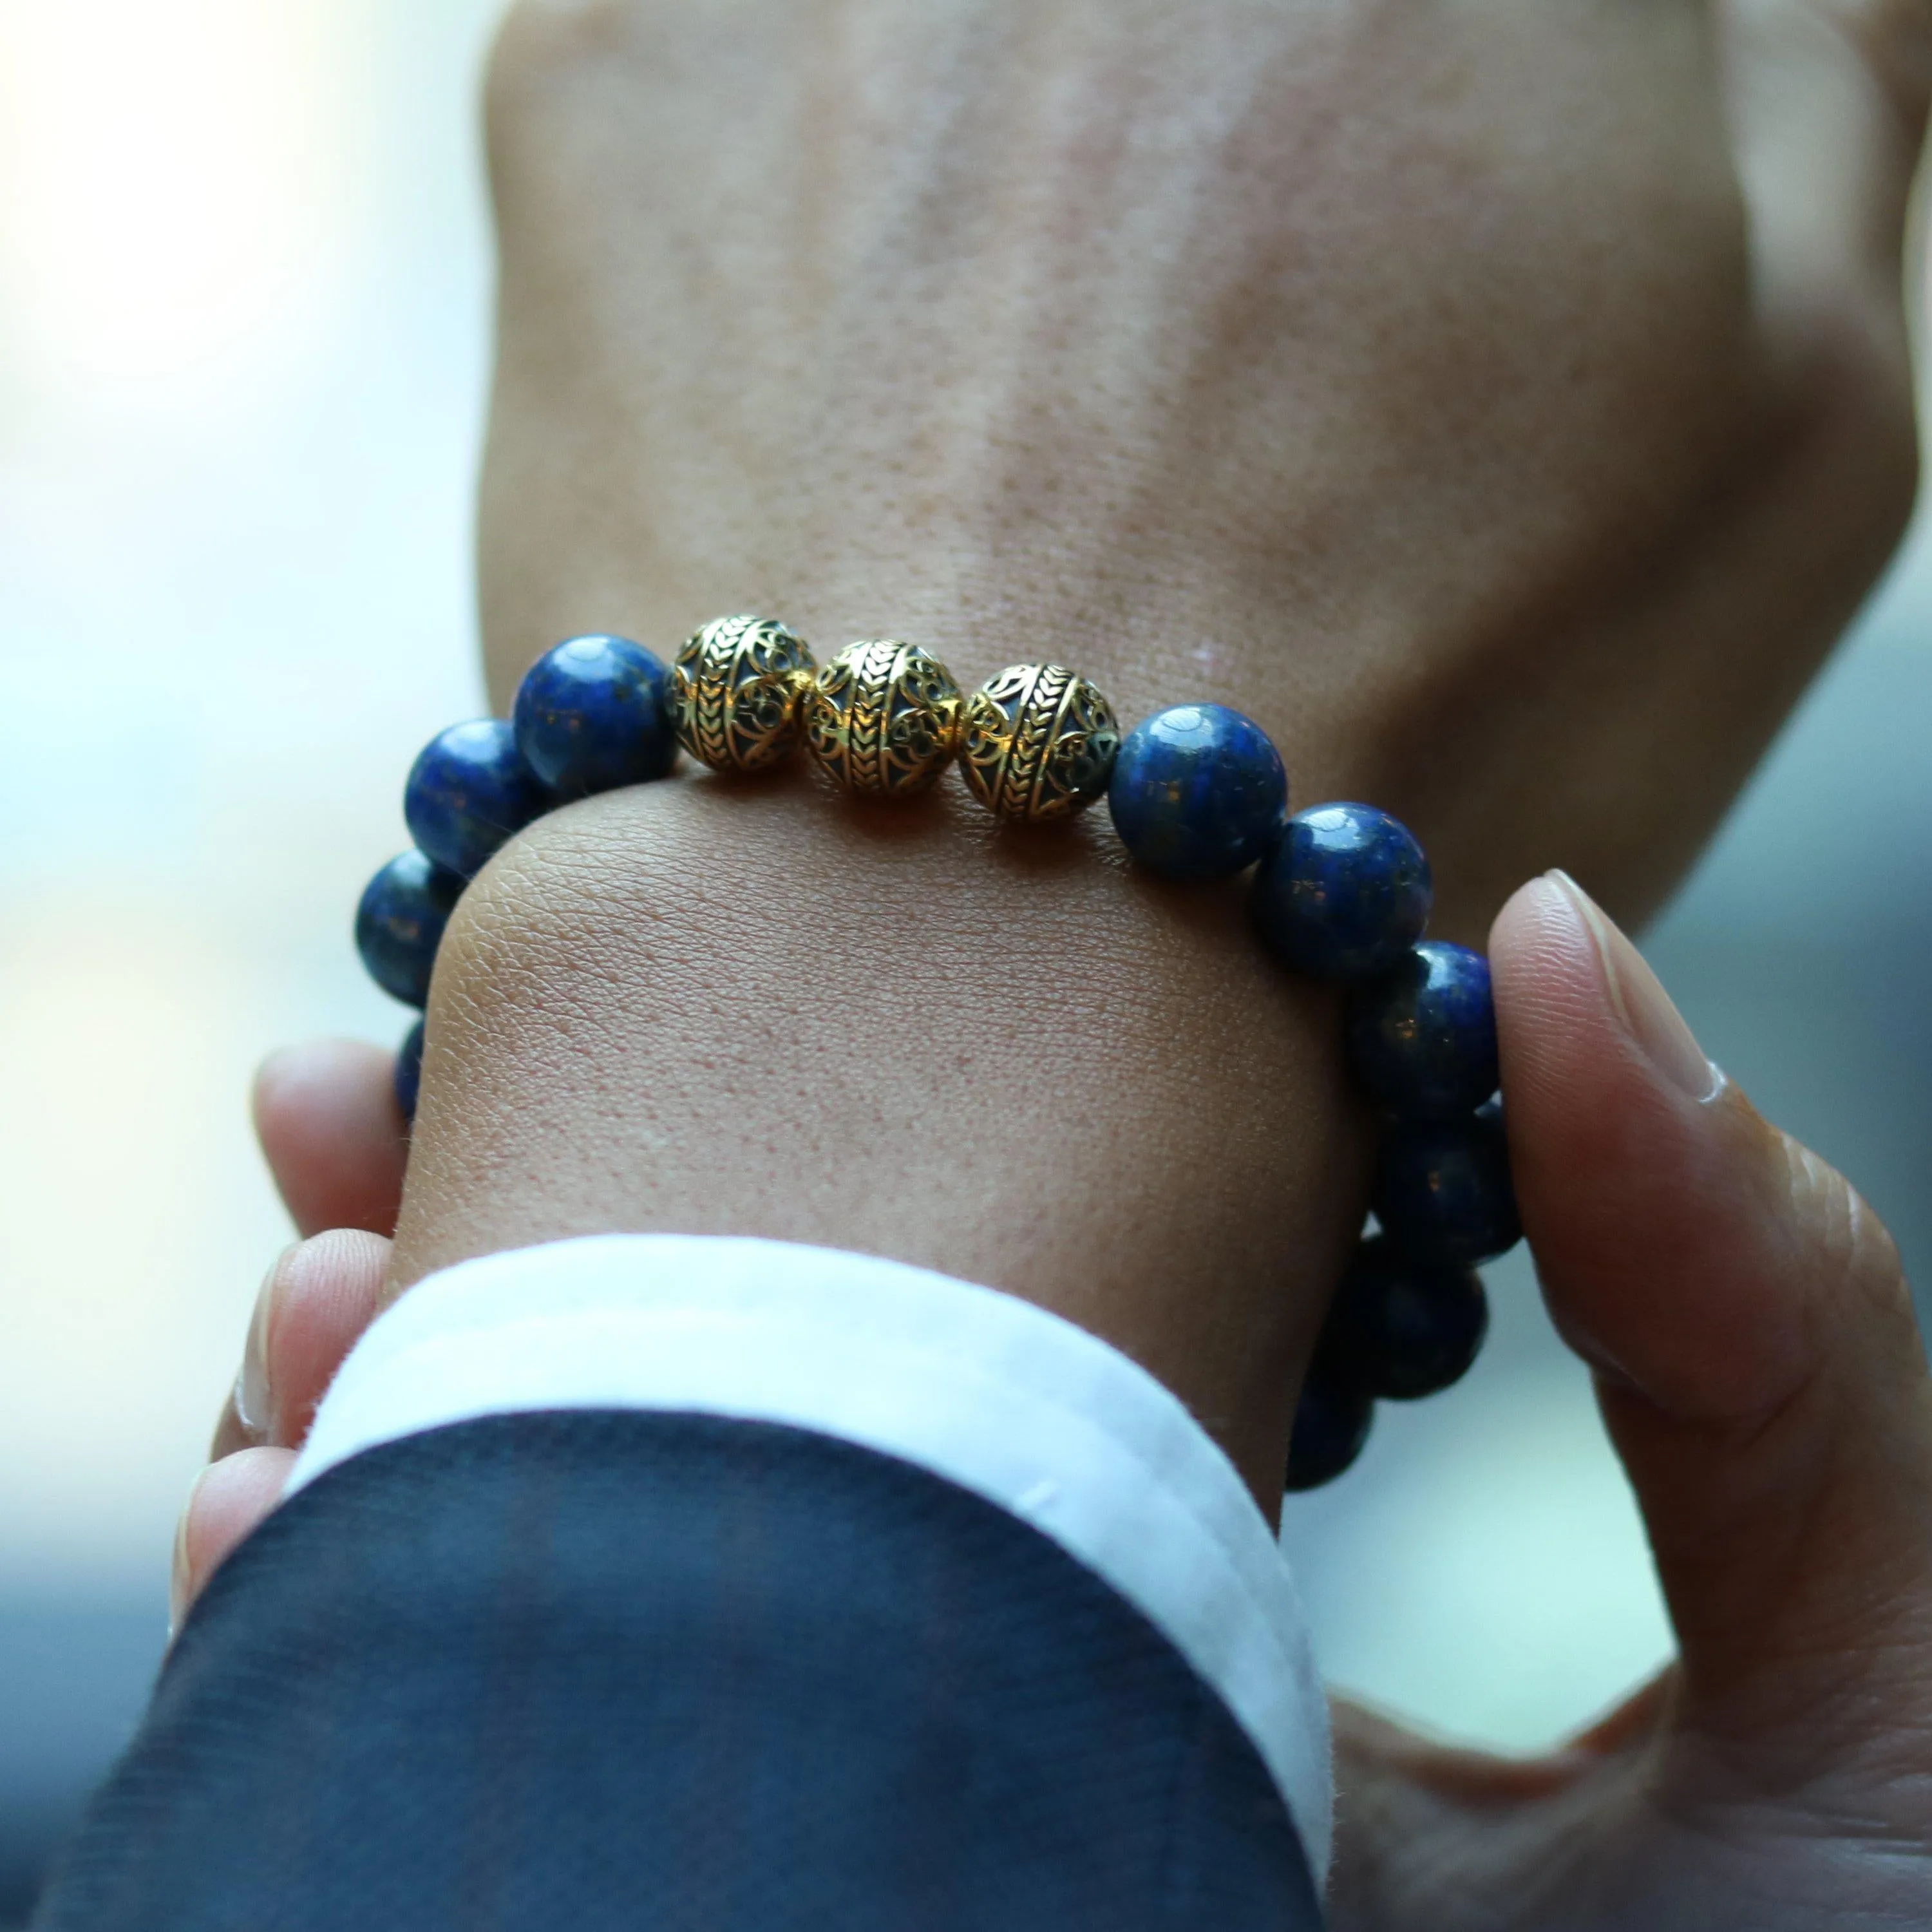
[1319,1236,1489,1401]
[395,1017,426,1122]
[404,719,551,879]
[513,635,677,799]
[1285,1375,1374,1492]
[1347,941,1498,1118]
[355,851,464,1009]
[1251,802,1432,979]
[1106,704,1288,881]
[1373,1110,1520,1266]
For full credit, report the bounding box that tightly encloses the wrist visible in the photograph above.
[390,761,1367,1508]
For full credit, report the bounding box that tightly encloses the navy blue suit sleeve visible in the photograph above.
[34,1411,1325,1931]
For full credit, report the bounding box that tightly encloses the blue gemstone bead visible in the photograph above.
[395,1018,426,1123]
[513,634,677,799]
[404,719,551,880]
[1320,1236,1488,1401]
[355,851,464,1008]
[1251,803,1432,979]
[1373,1111,1520,1266]
[1346,941,1499,1118]
[1285,1376,1374,1492]
[1106,704,1288,881]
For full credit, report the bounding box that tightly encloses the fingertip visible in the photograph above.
[171,1446,296,1634]
[252,1037,384,1139]
[1490,873,1680,1191]
[1490,873,1803,1416]
[1488,874,1627,1105]
[253,1037,398,1135]
[254,1037,410,1238]
[1488,870,1570,958]
[249,1041,310,1123]
[261,1228,393,1448]
[1490,872,1696,1107]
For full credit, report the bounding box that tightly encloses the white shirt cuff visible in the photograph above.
[288,1233,1333,1874]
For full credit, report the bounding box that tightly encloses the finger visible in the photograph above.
[171,1446,296,1634]
[1326,1672,1681,1926]
[1492,873,1932,1748]
[254,1039,410,1238]
[208,1229,393,1457]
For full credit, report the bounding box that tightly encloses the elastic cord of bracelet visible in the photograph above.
[352,621,1522,1492]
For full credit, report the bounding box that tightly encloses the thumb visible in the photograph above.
[1492,873,1932,1752]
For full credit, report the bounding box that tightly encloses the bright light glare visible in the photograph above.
[0,0,359,404]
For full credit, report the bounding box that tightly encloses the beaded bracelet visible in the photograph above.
[355,620,1522,1492]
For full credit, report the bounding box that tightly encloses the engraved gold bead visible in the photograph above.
[958,663,1121,822]
[670,615,816,773]
[802,640,965,797]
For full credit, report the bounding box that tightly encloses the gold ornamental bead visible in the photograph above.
[958,663,1121,822]
[670,615,816,773]
[803,640,965,797]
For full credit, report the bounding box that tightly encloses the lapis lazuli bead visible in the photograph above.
[404,719,551,880]
[513,634,677,799]
[395,1017,426,1123]
[1321,1236,1488,1401]
[1346,941,1499,1118]
[1251,803,1432,979]
[1106,704,1287,881]
[1285,1376,1374,1492]
[355,851,464,1008]
[1373,1110,1520,1266]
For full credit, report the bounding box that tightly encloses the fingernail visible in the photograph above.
[168,1468,208,1638]
[1548,871,1720,1103]
[236,1249,291,1441]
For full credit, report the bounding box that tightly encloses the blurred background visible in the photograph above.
[0,0,1926,1919]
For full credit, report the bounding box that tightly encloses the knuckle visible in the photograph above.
[1819,0,1932,135]
[491,0,634,73]
[1769,292,1920,569]
[1781,1132,1913,1327]
[1829,308,1920,516]
[485,0,783,163]
[484,0,639,167]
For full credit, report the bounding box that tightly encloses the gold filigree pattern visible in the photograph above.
[670,616,816,773]
[803,640,964,796]
[959,663,1120,821]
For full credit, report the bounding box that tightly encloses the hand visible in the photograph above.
[182,886,1932,1929]
[181,11,1932,1918]
[1331,874,1932,1930]
[478,0,1924,925]
[178,1043,401,1630]
[404,0,1931,1498]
